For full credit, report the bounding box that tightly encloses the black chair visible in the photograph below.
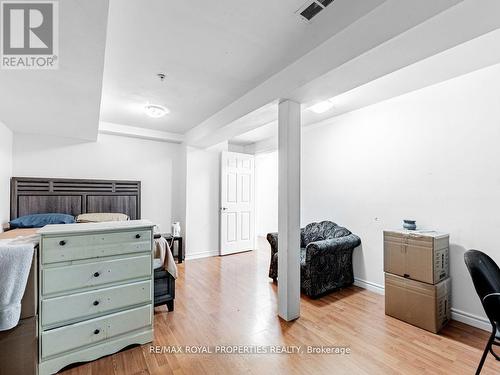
[464,250,500,374]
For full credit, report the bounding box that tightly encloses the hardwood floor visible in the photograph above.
[61,241,498,375]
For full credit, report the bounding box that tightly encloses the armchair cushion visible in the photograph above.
[301,221,337,246]
[300,221,352,247]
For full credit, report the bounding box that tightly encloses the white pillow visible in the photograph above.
[76,213,129,223]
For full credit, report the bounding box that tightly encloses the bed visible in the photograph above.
[8,177,175,315]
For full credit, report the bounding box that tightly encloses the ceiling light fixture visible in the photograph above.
[144,104,169,118]
[307,99,334,114]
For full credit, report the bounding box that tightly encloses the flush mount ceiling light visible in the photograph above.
[143,73,169,118]
[144,104,169,118]
[307,99,334,114]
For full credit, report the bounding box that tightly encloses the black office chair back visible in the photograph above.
[464,249,500,321]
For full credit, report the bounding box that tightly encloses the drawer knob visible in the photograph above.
[135,234,141,239]
[94,329,100,335]
[59,240,66,246]
[93,300,99,306]
[93,272,100,278]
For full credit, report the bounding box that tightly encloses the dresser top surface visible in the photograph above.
[38,219,155,235]
[384,229,449,239]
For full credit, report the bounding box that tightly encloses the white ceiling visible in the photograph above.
[0,0,109,141]
[2,0,499,146]
[201,0,500,148]
[185,0,476,147]
[230,27,500,148]
[230,121,277,146]
[99,0,386,134]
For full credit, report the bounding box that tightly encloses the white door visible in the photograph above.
[220,151,255,255]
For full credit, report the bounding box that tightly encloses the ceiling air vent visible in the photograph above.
[297,0,334,22]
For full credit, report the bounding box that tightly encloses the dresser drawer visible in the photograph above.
[42,280,152,328]
[41,229,152,264]
[41,304,152,359]
[42,255,151,295]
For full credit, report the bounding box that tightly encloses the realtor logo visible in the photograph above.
[1,1,58,69]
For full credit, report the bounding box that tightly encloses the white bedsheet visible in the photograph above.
[0,235,36,330]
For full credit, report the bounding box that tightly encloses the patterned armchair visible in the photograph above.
[267,221,361,298]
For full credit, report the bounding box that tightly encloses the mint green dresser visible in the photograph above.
[37,220,155,375]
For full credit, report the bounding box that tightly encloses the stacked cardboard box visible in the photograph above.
[384,230,451,333]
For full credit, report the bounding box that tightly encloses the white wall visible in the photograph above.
[0,121,13,230]
[12,133,182,232]
[185,142,227,259]
[255,63,500,329]
[255,151,278,236]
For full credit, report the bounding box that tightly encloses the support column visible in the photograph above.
[277,99,301,321]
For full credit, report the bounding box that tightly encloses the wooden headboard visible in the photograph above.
[10,177,141,220]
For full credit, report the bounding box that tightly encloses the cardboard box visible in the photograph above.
[385,273,451,333]
[384,230,449,284]
[0,317,37,375]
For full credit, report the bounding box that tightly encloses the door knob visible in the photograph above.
[221,207,228,211]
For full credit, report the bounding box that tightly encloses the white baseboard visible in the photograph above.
[450,308,491,331]
[354,277,490,332]
[185,250,219,260]
[354,277,385,295]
